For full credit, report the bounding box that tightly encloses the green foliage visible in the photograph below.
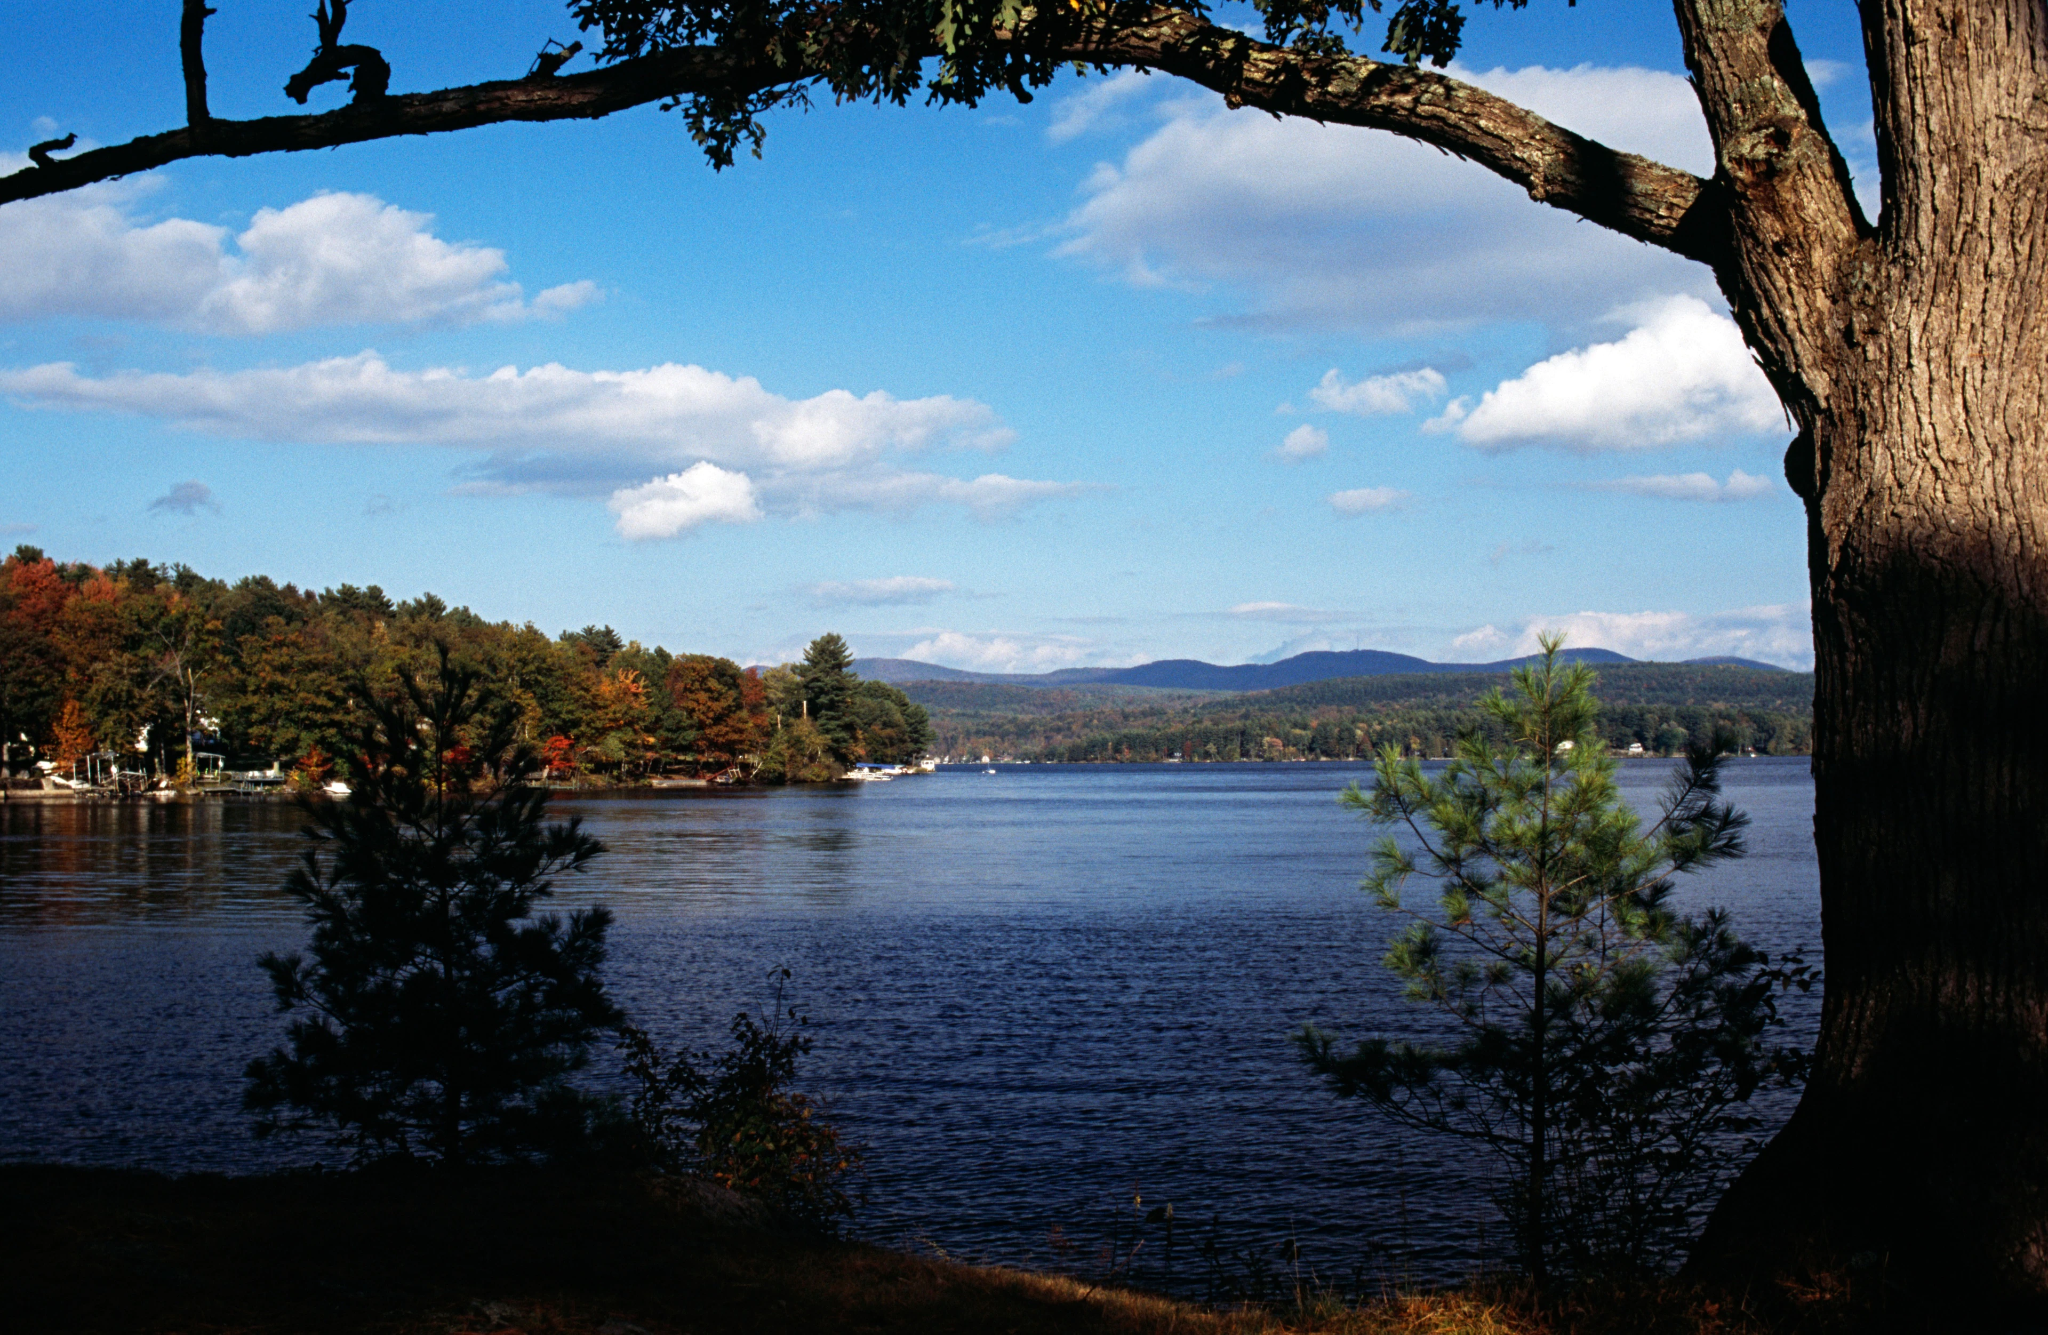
[799,632,861,763]
[756,711,841,783]
[243,645,621,1166]
[619,972,863,1230]
[1294,638,1810,1281]
[567,0,1540,169]
[0,553,808,784]
[849,678,935,764]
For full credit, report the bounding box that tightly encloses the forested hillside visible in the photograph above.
[0,549,929,785]
[910,664,1814,762]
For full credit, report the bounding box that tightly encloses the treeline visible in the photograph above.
[911,664,1814,762]
[0,548,930,785]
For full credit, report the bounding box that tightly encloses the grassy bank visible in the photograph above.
[2,1164,1912,1335]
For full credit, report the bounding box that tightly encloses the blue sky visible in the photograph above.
[0,1,1873,671]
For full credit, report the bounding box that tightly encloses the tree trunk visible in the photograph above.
[1686,4,2048,1305]
[1697,370,2048,1308]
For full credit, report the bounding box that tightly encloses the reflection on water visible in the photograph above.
[0,759,1819,1281]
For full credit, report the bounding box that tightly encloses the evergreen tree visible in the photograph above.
[244,644,620,1165]
[797,633,858,764]
[1296,638,1809,1281]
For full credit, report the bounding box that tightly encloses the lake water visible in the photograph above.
[0,759,1820,1289]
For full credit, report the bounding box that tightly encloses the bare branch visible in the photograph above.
[27,135,77,170]
[181,0,216,128]
[0,47,799,207]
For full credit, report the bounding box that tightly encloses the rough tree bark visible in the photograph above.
[3,0,2044,1302]
[1680,0,2048,1305]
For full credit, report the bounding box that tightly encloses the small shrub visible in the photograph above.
[620,970,862,1230]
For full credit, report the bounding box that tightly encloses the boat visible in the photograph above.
[324,780,352,798]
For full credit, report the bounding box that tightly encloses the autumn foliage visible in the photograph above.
[0,547,870,784]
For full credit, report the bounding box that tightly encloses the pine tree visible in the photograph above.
[797,633,859,765]
[244,644,620,1166]
[1296,638,1810,1281]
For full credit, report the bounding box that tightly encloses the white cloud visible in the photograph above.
[607,463,762,539]
[0,187,596,332]
[1803,58,1852,89]
[1594,469,1777,502]
[1451,624,1511,654]
[531,281,602,317]
[1229,602,1343,622]
[147,479,218,515]
[1309,367,1446,415]
[0,353,1077,522]
[1277,424,1328,460]
[1491,605,1813,668]
[902,630,1104,673]
[1056,64,1717,331]
[1330,486,1408,513]
[784,470,1086,518]
[809,576,958,607]
[1427,296,1784,451]
[1047,69,1157,143]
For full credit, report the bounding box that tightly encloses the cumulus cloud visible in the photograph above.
[902,630,1104,673]
[0,354,1006,463]
[607,463,762,538]
[147,480,218,515]
[809,576,958,607]
[1330,486,1409,513]
[1277,424,1328,460]
[1451,624,1511,654]
[1428,297,1785,451]
[0,187,597,332]
[0,353,1078,532]
[1594,469,1777,502]
[1473,604,1813,668]
[1056,63,1717,331]
[1309,367,1447,415]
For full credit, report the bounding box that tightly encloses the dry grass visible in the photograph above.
[1,1165,1905,1335]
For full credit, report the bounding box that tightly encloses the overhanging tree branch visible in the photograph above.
[1049,7,1730,267]
[1,5,1727,268]
[0,46,804,207]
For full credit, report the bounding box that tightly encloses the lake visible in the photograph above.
[0,758,1820,1289]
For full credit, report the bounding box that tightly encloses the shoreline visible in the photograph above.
[0,1161,1883,1334]
[0,754,1810,803]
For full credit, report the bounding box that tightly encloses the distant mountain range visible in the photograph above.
[852,648,1790,693]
